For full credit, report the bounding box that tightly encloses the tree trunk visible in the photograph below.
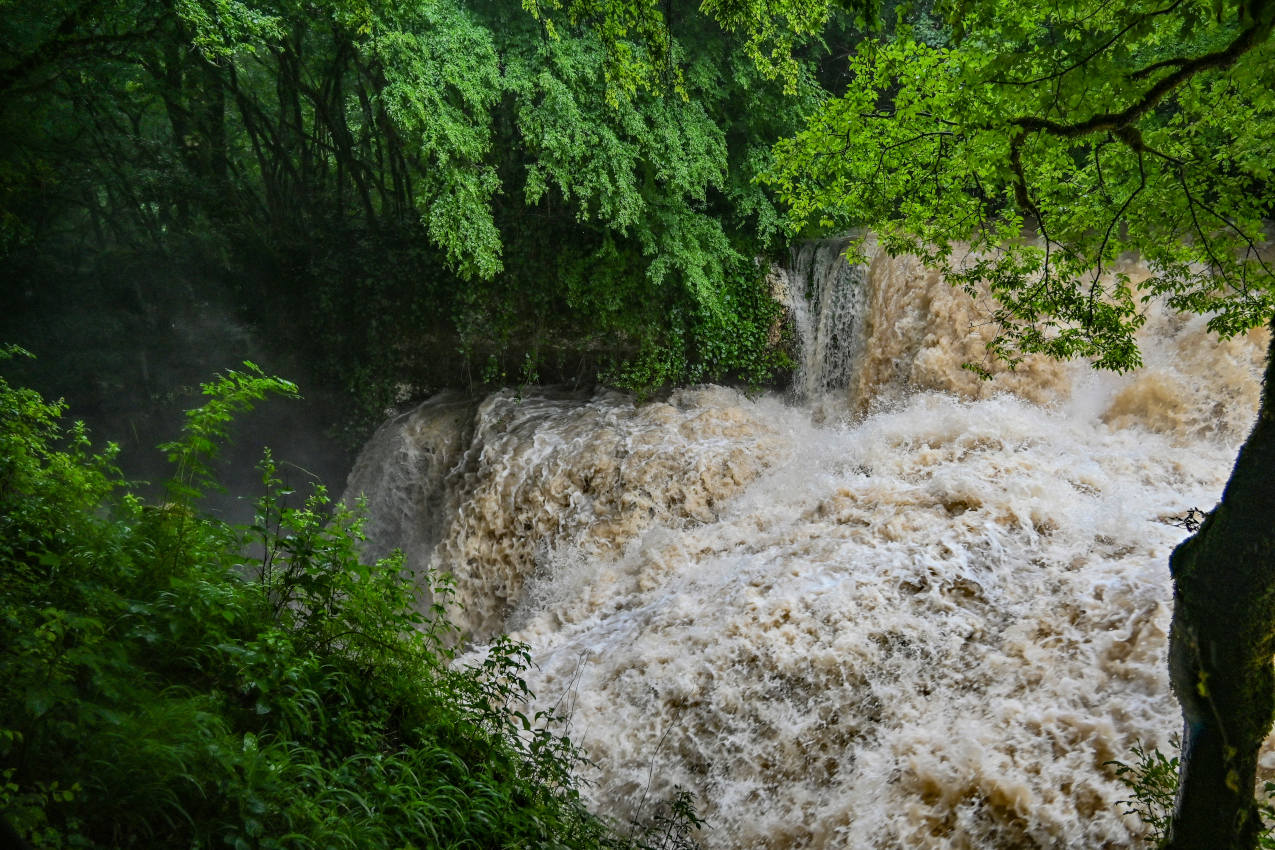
[1166,322,1275,849]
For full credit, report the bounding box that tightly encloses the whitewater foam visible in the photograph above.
[344,243,1268,848]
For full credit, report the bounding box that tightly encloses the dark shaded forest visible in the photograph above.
[0,0,873,490]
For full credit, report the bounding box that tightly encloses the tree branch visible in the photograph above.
[988,0,1186,87]
[1011,18,1270,138]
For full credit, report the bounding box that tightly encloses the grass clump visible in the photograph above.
[0,348,703,849]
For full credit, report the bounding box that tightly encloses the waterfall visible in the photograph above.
[344,245,1268,849]
[781,237,872,413]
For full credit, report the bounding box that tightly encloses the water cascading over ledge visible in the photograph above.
[343,239,1269,849]
[777,237,871,410]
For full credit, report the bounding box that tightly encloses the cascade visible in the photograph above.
[780,237,872,412]
[344,242,1269,848]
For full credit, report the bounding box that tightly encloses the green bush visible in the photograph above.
[1109,740,1275,848]
[0,349,703,849]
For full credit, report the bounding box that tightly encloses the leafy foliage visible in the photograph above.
[764,0,1275,372]
[522,0,867,96]
[158,364,299,504]
[1109,740,1182,839]
[1109,741,1275,848]
[625,786,708,850]
[0,0,835,441]
[0,356,704,848]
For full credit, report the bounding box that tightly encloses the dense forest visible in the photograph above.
[0,0,867,464]
[3,0,1274,846]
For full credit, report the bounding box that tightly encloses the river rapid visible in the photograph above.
[345,238,1269,848]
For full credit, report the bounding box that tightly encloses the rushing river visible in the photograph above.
[345,238,1268,848]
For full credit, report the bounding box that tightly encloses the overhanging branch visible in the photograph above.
[1011,17,1271,139]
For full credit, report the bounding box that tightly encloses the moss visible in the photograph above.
[1166,324,1275,850]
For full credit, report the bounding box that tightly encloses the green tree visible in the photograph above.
[754,0,1275,846]
[0,0,831,443]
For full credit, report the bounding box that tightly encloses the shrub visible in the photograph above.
[1110,740,1275,848]
[0,350,702,849]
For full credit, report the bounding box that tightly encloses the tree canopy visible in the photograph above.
[764,0,1274,371]
[0,0,845,442]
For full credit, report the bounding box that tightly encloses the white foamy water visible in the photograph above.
[345,241,1268,848]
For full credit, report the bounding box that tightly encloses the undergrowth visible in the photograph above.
[0,347,702,849]
[1109,739,1275,848]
